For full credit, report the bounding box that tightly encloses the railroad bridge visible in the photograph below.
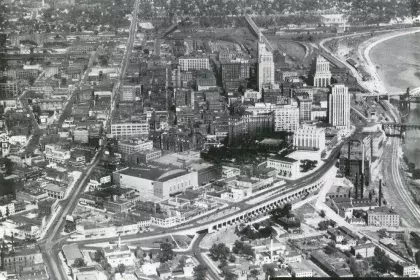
[382,122,420,137]
[194,166,336,234]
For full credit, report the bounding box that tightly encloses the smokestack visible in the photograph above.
[347,143,351,176]
[270,238,273,260]
[379,179,382,206]
[360,173,364,199]
[355,173,358,199]
[362,143,365,173]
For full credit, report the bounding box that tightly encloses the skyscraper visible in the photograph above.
[328,84,350,129]
[311,55,332,88]
[258,42,274,92]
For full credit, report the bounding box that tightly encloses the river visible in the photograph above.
[370,32,420,167]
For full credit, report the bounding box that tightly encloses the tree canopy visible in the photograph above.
[193,264,207,280]
[159,242,174,263]
[209,243,230,261]
[372,247,390,274]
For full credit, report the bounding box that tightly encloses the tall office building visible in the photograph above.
[258,42,274,92]
[328,84,350,129]
[311,56,332,88]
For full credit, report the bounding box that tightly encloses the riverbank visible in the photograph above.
[363,28,420,217]
[360,27,420,95]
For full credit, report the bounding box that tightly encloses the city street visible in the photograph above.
[39,0,141,278]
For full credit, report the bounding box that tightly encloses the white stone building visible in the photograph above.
[293,125,326,151]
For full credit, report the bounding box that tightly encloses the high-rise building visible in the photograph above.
[258,42,274,92]
[0,82,19,100]
[328,84,350,129]
[220,57,250,91]
[274,105,299,132]
[296,95,312,123]
[311,56,332,88]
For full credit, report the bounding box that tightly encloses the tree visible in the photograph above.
[209,243,230,261]
[193,264,207,280]
[116,263,125,275]
[378,229,387,239]
[5,207,9,217]
[372,247,390,273]
[318,220,330,230]
[412,0,420,17]
[28,76,36,86]
[94,249,104,262]
[250,269,260,279]
[415,250,420,267]
[222,269,238,280]
[320,210,326,218]
[229,254,236,263]
[218,258,228,269]
[72,258,86,268]
[0,0,8,30]
[159,242,174,263]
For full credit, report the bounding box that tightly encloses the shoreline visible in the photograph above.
[362,28,420,208]
[360,27,420,95]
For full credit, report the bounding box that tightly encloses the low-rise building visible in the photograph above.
[41,183,66,200]
[267,155,300,179]
[103,243,135,268]
[279,251,302,264]
[62,244,84,267]
[327,228,345,243]
[222,166,241,178]
[399,263,418,277]
[127,149,162,164]
[0,201,15,217]
[44,144,71,164]
[118,138,153,155]
[351,243,376,258]
[288,260,313,277]
[367,206,400,227]
[3,248,43,273]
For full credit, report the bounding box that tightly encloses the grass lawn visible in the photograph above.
[172,235,193,249]
[132,235,175,249]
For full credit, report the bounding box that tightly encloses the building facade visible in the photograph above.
[179,56,210,71]
[274,105,299,132]
[118,139,153,155]
[293,125,326,151]
[44,144,71,164]
[328,84,350,129]
[111,121,150,139]
[258,42,274,91]
[367,207,400,227]
[267,156,300,179]
[312,56,332,87]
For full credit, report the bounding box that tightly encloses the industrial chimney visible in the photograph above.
[355,173,359,199]
[347,143,351,176]
[379,179,382,206]
[360,173,364,199]
[270,238,273,261]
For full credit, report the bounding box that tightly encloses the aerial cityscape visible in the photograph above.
[2,0,420,279]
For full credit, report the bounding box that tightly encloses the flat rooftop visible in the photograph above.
[268,155,298,163]
[117,167,189,182]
